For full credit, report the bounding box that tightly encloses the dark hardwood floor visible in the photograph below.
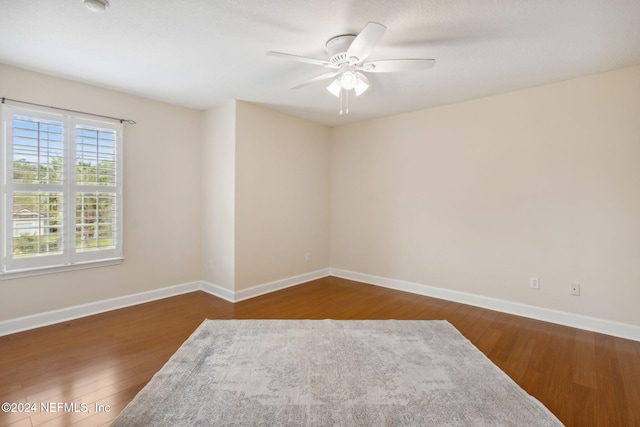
[1,276,639,426]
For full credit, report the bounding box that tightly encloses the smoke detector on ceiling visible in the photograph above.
[83,0,110,13]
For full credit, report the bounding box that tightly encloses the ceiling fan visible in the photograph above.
[267,22,436,115]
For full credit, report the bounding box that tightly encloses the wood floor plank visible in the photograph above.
[572,329,598,390]
[1,276,639,426]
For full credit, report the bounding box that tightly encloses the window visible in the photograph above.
[1,104,123,278]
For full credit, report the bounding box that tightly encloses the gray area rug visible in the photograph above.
[111,320,563,426]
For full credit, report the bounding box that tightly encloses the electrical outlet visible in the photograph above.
[530,277,540,289]
[570,283,581,296]
[305,252,311,262]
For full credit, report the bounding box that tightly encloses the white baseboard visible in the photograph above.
[199,281,235,302]
[0,269,332,337]
[330,268,640,342]
[0,281,203,337]
[201,268,331,303]
[3,268,639,342]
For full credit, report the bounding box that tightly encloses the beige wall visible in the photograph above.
[235,102,330,290]
[2,61,639,330]
[201,101,330,292]
[330,65,640,326]
[0,64,203,320]
[201,101,236,290]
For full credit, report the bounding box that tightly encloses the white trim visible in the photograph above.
[329,268,640,342]
[2,268,639,341]
[231,269,331,302]
[199,281,235,302]
[0,257,124,280]
[0,269,332,336]
[200,268,332,303]
[0,280,202,336]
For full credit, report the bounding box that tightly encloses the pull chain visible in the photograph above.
[338,89,351,115]
[345,89,349,115]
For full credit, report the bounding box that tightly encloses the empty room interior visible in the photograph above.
[1,1,640,426]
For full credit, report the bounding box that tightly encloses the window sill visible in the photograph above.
[0,257,124,280]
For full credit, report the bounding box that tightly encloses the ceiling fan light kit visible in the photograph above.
[267,22,436,115]
[326,79,342,97]
[339,71,357,90]
[353,72,370,96]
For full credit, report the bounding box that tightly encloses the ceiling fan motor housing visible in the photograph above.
[326,35,356,65]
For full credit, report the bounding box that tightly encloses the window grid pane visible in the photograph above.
[12,191,64,257]
[75,192,117,252]
[76,126,117,186]
[12,116,64,185]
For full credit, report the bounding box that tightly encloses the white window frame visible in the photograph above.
[1,104,123,279]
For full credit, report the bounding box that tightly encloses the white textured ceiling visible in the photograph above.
[1,0,639,127]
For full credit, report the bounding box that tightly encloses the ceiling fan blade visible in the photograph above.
[359,59,436,73]
[267,51,335,68]
[346,22,386,64]
[290,71,340,89]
